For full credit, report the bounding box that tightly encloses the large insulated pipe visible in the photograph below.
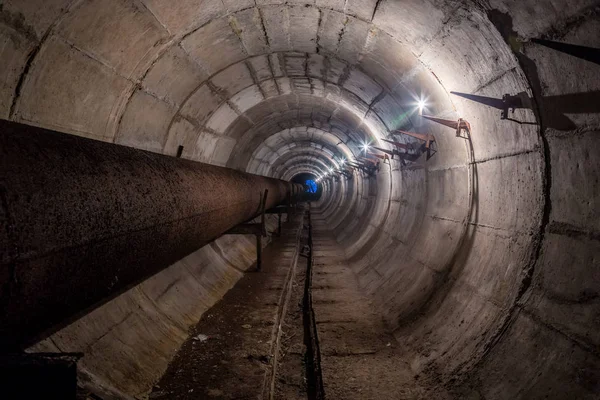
[0,120,303,350]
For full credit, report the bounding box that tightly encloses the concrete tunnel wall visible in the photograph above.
[1,0,598,398]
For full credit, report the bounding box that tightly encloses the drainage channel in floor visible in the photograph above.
[150,209,306,399]
[274,205,325,400]
[150,204,439,400]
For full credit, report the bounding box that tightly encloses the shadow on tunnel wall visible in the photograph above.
[451,89,600,131]
[488,8,600,131]
[394,129,480,338]
[540,90,600,130]
[345,161,394,264]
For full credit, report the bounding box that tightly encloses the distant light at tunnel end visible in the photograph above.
[305,179,318,194]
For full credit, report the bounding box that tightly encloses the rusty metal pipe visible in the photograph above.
[0,120,303,350]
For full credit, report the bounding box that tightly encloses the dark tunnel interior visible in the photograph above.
[0,0,599,399]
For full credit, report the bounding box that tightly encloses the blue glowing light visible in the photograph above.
[305,179,318,194]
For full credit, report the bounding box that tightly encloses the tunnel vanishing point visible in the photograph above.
[0,0,599,399]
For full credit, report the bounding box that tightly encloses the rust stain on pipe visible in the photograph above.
[0,120,303,350]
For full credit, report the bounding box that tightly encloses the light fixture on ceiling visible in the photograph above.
[415,94,428,115]
[362,142,370,152]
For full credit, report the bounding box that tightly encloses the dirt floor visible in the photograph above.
[310,210,443,400]
[151,206,447,399]
[272,243,308,400]
[150,211,305,399]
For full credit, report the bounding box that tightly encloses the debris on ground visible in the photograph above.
[193,334,209,342]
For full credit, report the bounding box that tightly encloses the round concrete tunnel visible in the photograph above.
[1,0,598,399]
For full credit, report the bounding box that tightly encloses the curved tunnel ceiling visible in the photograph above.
[2,0,599,398]
[6,0,452,178]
